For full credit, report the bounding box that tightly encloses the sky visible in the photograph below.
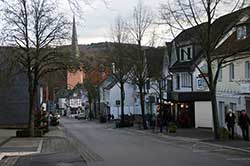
[64,0,168,45]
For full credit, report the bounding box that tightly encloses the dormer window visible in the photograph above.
[179,46,192,61]
[237,25,246,40]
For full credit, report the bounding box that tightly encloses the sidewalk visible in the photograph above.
[0,126,86,166]
[0,129,16,146]
[120,126,250,153]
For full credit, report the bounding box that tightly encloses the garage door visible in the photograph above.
[195,101,213,128]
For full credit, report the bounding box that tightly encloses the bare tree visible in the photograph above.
[160,0,250,139]
[1,0,76,136]
[107,16,133,125]
[128,1,153,129]
[82,76,97,120]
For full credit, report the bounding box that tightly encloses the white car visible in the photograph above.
[69,114,78,118]
[77,113,86,120]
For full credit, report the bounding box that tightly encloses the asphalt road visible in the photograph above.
[61,118,250,166]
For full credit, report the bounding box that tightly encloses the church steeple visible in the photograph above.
[72,15,80,57]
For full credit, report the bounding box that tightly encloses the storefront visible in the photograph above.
[168,91,211,128]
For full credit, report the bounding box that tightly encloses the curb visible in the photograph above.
[199,141,250,153]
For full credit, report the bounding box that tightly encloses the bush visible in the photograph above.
[218,128,230,140]
[16,129,29,137]
[168,122,177,133]
[34,129,43,137]
[115,120,133,128]
[99,116,107,123]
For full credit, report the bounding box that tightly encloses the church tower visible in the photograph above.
[71,15,80,58]
[67,16,85,89]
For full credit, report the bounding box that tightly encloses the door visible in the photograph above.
[218,102,225,127]
[245,98,250,116]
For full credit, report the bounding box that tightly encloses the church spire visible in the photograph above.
[72,15,80,57]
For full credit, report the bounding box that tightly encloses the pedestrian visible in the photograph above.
[111,114,114,120]
[159,109,166,133]
[238,110,250,141]
[225,109,236,139]
[107,113,111,121]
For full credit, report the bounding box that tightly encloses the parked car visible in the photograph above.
[77,113,86,120]
[69,114,78,118]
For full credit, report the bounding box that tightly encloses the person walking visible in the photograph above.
[238,110,250,141]
[225,109,236,139]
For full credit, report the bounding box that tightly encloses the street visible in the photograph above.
[61,118,250,166]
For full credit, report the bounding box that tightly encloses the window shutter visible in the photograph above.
[245,61,248,79]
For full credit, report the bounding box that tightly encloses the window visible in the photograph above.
[245,61,250,79]
[176,74,180,89]
[181,73,192,88]
[219,102,225,127]
[218,68,222,81]
[181,49,185,61]
[229,63,234,81]
[237,26,247,40]
[179,46,192,61]
[230,103,236,112]
[187,47,191,60]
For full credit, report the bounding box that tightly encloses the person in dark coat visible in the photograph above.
[238,110,250,141]
[225,110,236,139]
[107,113,111,121]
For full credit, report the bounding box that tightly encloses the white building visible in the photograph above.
[99,76,139,119]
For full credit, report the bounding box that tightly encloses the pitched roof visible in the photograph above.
[146,47,165,78]
[170,6,250,72]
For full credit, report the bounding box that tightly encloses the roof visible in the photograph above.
[146,47,165,78]
[174,23,207,45]
[170,6,250,72]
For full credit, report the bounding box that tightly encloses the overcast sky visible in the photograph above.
[67,0,168,45]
